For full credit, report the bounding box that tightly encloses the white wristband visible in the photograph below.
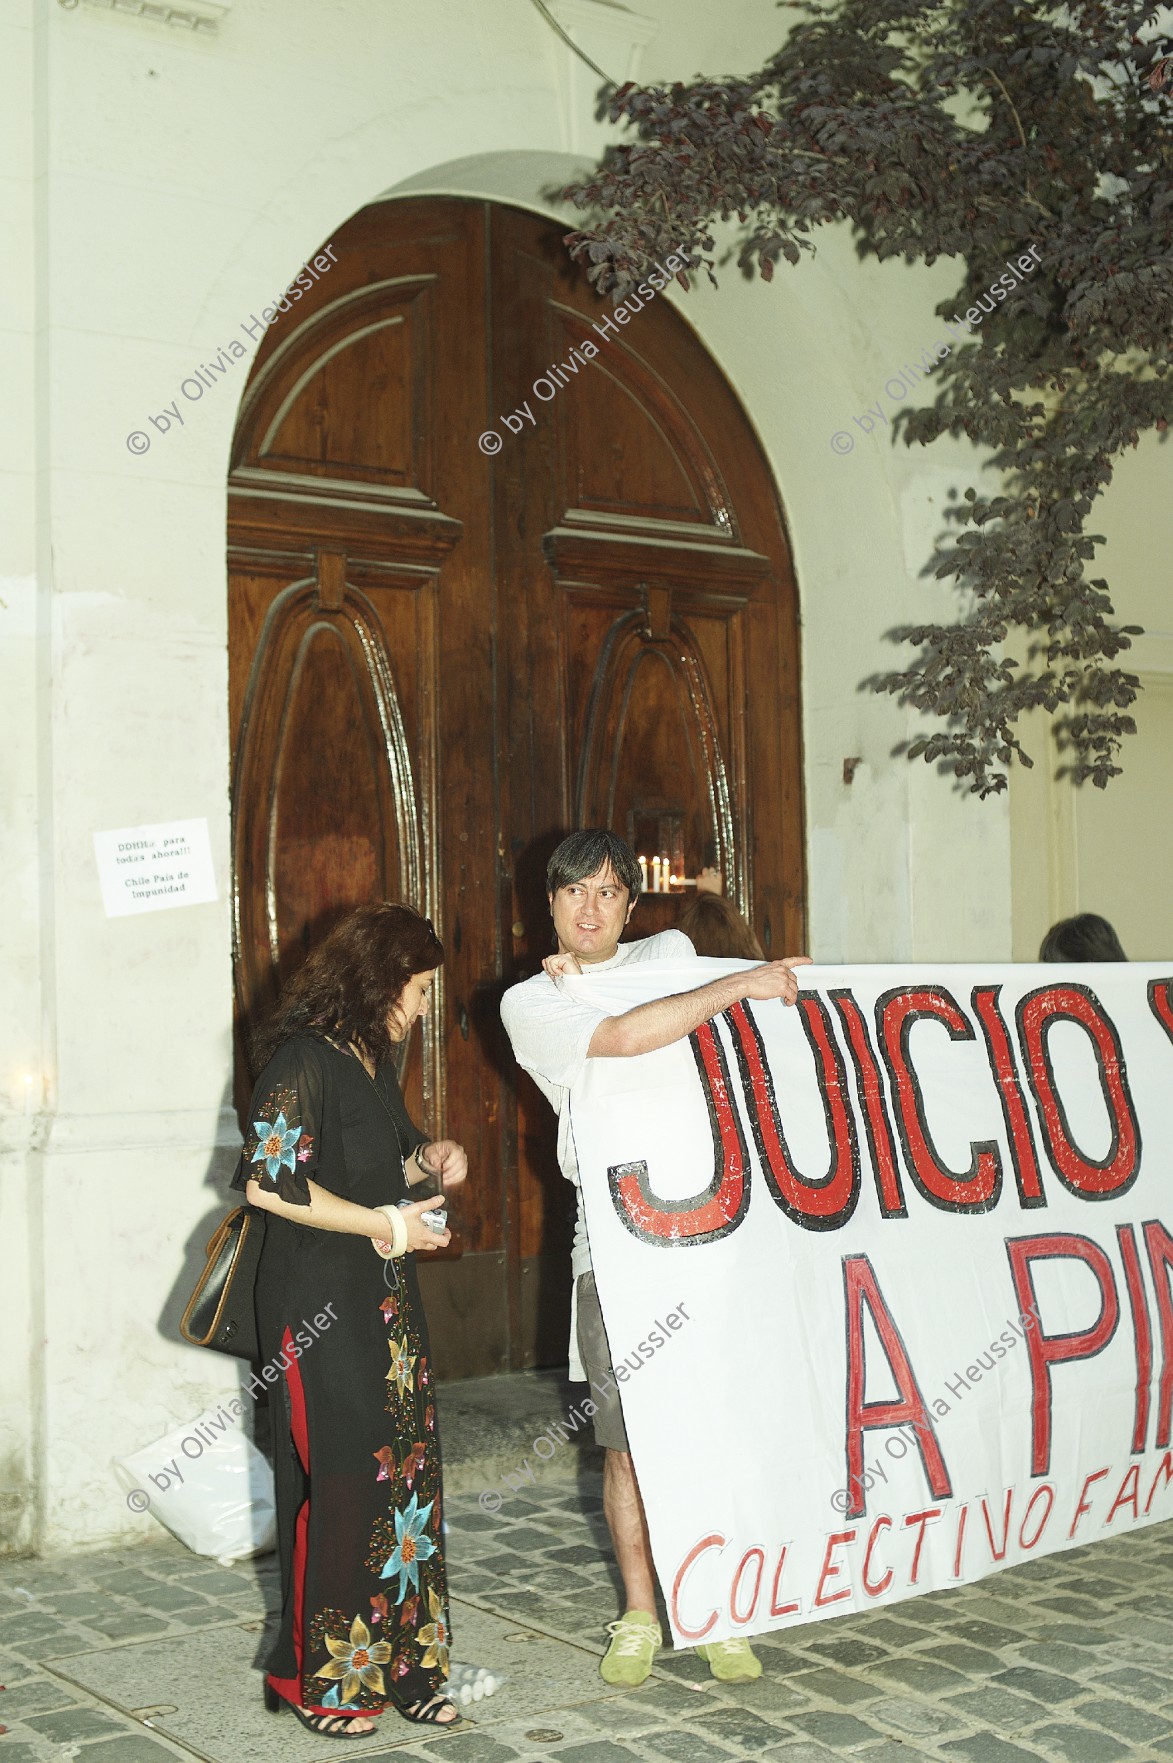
[373,1203,409,1259]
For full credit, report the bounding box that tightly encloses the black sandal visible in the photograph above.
[264,1678,378,1739]
[393,1692,460,1726]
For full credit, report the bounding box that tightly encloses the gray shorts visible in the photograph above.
[575,1270,629,1453]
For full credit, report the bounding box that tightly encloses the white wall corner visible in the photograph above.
[546,0,659,153]
[60,0,230,34]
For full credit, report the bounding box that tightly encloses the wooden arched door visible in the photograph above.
[228,197,803,1377]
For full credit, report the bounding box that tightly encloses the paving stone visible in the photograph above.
[919,1641,1006,1676]
[577,1699,667,1734]
[635,1682,720,1717]
[546,1745,642,1763]
[850,1615,934,1646]
[866,1656,969,1695]
[25,1706,129,1741]
[942,1617,1021,1650]
[1027,1724,1130,1763]
[1033,1597,1105,1620]
[0,1614,69,1645]
[722,1675,812,1716]
[1020,1642,1099,1677]
[798,1635,888,1667]
[790,1668,877,1706]
[139,1584,214,1613]
[694,1707,793,1748]
[945,1688,1046,1735]
[170,1604,235,1627]
[1092,1665,1173,1701]
[856,1746,938,1763]
[870,1698,965,1739]
[786,1710,883,1750]
[758,1744,841,1763]
[1074,1698,1173,1742]
[940,1738,1047,1763]
[642,1732,741,1763]
[0,1679,80,1715]
[88,1613,171,1640]
[1031,1626,1113,1650]
[992,1667,1083,1705]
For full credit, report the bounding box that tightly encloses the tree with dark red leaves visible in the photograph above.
[563,1,1173,796]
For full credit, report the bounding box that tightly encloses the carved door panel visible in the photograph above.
[229,197,804,1376]
[228,200,505,1371]
[491,206,804,1357]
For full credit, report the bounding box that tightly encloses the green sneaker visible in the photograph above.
[695,1636,762,1682]
[599,1610,661,1686]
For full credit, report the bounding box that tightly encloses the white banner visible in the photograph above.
[567,960,1173,1647]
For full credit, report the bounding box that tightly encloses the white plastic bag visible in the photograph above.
[113,1406,276,1564]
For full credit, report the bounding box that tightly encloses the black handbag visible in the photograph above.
[180,1206,266,1360]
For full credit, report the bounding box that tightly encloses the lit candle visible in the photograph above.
[651,855,662,892]
[638,855,648,894]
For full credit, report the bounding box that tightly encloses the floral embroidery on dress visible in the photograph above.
[315,1614,392,1702]
[417,1589,450,1674]
[379,1493,436,1599]
[386,1335,417,1400]
[250,1110,302,1181]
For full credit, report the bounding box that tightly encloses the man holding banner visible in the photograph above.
[501,829,809,1686]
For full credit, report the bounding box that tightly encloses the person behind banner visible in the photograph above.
[499,829,809,1689]
[1039,912,1127,962]
[678,866,764,960]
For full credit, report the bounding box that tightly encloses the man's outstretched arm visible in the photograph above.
[549,957,811,1059]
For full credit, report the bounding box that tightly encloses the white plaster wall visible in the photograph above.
[10,0,1161,1552]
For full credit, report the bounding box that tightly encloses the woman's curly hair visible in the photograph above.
[252,902,444,1071]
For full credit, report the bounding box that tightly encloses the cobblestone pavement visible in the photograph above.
[2,1471,1173,1763]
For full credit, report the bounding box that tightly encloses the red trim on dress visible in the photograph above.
[265,1327,337,1715]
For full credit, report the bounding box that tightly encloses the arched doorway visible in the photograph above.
[227,196,804,1377]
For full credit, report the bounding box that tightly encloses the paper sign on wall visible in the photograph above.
[93,818,218,918]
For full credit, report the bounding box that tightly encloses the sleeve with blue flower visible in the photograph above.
[231,1038,325,1207]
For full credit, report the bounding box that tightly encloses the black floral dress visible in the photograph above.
[231,1033,450,1716]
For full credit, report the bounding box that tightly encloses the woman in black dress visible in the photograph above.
[234,904,465,1738]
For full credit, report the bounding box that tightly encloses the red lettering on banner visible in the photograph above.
[724,998,860,1229]
[903,1508,941,1583]
[971,985,1046,1206]
[1018,1484,1054,1550]
[1105,1464,1140,1524]
[729,1547,765,1625]
[951,1503,969,1578]
[1069,1466,1109,1537]
[830,990,907,1217]
[980,1489,1013,1562]
[608,1022,748,1244]
[1143,1221,1173,1448]
[876,987,1002,1211]
[843,1254,952,1518]
[670,1533,723,1640]
[1118,1224,1153,1452]
[769,1544,801,1616]
[1006,1234,1121,1475]
[1016,985,1139,1198]
[862,1516,893,1596]
[1145,1451,1173,1514]
[813,1529,856,1607]
[1148,977,1173,1044]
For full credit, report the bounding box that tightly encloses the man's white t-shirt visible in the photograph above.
[500,930,697,1373]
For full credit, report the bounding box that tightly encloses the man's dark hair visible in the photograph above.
[546,829,642,902]
[252,902,444,1069]
[1039,913,1127,963]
